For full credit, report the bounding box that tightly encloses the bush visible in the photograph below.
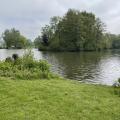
[0,51,55,80]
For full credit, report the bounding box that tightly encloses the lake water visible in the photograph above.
[0,49,120,85]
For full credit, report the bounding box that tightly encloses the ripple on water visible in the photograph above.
[1,49,120,85]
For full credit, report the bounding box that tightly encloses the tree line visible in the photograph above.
[34,9,120,51]
[1,9,120,50]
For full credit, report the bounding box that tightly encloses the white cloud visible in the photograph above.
[0,0,120,39]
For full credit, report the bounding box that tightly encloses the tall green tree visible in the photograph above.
[2,28,28,49]
[37,9,106,51]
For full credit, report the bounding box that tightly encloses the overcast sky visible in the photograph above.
[0,0,120,40]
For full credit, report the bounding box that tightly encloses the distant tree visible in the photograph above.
[42,34,48,46]
[34,36,42,48]
[50,16,61,34]
[0,37,5,48]
[37,9,106,51]
[2,28,28,49]
[102,33,120,49]
[111,34,120,49]
[41,25,52,42]
[26,39,33,48]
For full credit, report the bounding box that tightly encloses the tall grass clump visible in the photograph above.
[0,50,55,80]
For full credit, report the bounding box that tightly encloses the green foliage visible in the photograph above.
[34,36,42,48]
[118,78,120,83]
[111,34,120,49]
[0,51,54,79]
[36,9,106,51]
[0,40,5,49]
[42,34,49,46]
[2,28,30,49]
[102,33,120,49]
[25,39,34,48]
[49,37,60,50]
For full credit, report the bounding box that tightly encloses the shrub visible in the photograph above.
[0,51,55,80]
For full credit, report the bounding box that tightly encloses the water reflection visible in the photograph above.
[0,49,120,85]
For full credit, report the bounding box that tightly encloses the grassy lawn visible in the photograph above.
[0,78,120,120]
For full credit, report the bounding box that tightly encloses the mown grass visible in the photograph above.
[0,78,120,120]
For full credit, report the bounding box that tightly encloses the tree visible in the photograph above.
[2,28,28,49]
[50,16,61,34]
[102,33,120,49]
[34,36,42,48]
[0,37,5,48]
[38,9,106,51]
[42,34,48,46]
[111,34,120,49]
[26,39,33,48]
[41,25,53,43]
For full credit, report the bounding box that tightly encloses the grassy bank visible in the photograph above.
[0,51,56,80]
[0,52,120,120]
[0,78,120,120]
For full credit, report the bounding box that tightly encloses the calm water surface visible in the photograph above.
[0,49,120,85]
